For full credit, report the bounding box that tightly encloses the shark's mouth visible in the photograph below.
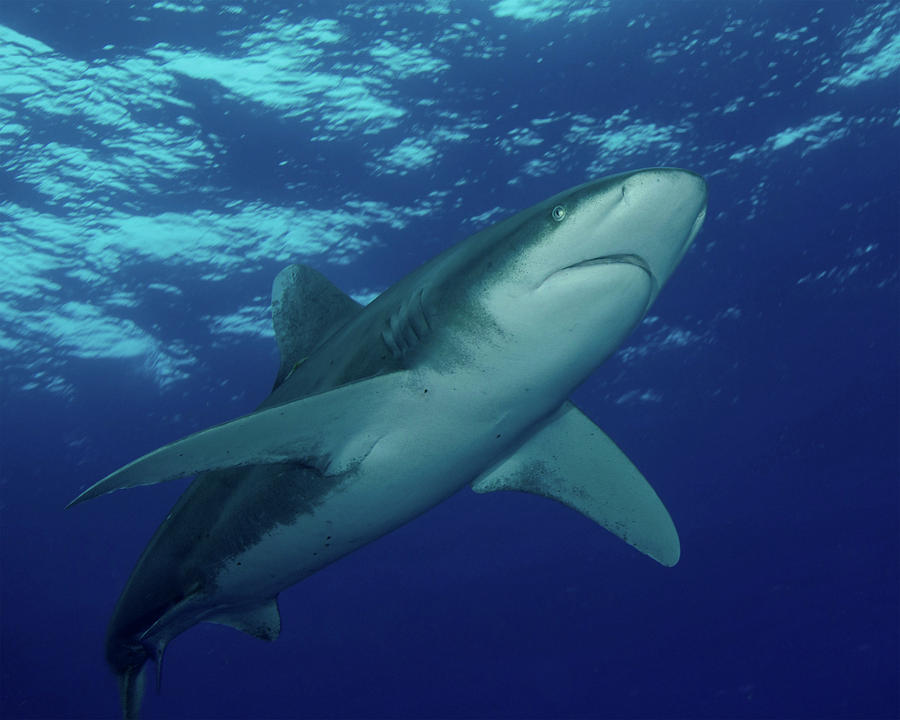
[565,253,654,279]
[543,253,659,308]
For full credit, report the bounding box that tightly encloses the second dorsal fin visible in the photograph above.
[271,264,364,388]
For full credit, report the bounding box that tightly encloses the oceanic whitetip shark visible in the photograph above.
[69,167,707,718]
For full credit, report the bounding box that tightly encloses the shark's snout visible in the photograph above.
[609,168,708,298]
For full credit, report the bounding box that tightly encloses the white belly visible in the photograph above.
[211,366,549,601]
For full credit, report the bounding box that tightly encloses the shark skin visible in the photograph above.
[70,168,708,718]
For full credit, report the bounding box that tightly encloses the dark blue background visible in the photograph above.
[1,1,897,718]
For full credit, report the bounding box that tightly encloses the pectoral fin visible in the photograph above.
[67,371,412,507]
[472,402,680,566]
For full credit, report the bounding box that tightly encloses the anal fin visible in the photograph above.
[472,402,681,566]
[207,597,281,642]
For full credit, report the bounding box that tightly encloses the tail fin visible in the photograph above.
[117,663,147,720]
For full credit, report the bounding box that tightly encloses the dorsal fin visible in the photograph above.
[271,264,363,389]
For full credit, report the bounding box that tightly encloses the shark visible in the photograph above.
[69,167,708,718]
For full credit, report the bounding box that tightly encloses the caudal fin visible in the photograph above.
[117,663,147,720]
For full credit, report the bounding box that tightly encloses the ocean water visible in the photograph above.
[0,1,898,718]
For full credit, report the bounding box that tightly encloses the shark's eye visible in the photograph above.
[551,205,567,222]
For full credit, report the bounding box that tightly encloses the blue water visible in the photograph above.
[1,1,898,718]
